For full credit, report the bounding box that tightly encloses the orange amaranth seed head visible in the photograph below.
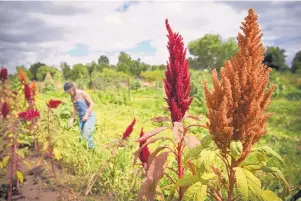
[18,69,28,85]
[30,81,38,96]
[203,8,276,154]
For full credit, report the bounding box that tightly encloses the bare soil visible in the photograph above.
[0,154,87,201]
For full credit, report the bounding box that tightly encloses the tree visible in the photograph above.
[291,50,301,73]
[263,46,290,72]
[29,62,46,80]
[70,63,89,81]
[116,52,132,74]
[98,55,109,65]
[60,62,72,80]
[36,65,61,81]
[188,34,238,71]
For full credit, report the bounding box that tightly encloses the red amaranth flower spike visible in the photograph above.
[122,117,136,140]
[138,128,150,164]
[164,19,193,122]
[47,99,63,109]
[18,109,40,121]
[24,84,33,101]
[1,102,9,118]
[0,68,8,81]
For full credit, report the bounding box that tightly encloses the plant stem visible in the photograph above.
[8,137,15,201]
[31,119,37,151]
[177,140,184,200]
[227,159,236,201]
[47,109,56,178]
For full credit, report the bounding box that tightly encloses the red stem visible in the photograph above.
[177,140,184,200]
[227,159,236,201]
[47,109,56,178]
[8,137,15,201]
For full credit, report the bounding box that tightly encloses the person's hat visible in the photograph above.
[64,82,74,93]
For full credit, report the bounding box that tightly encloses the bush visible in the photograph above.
[130,79,141,90]
[75,78,90,90]
[140,70,164,82]
[42,82,56,93]
[91,69,134,91]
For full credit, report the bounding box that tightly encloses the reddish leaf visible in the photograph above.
[152,116,170,123]
[172,122,184,143]
[184,135,200,148]
[185,160,197,175]
[185,115,202,121]
[146,146,170,170]
[138,152,169,201]
[134,137,171,165]
[136,127,168,143]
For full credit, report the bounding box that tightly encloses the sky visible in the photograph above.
[0,1,300,73]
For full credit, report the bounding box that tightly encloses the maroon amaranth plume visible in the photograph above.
[1,101,9,118]
[0,67,8,82]
[18,109,40,121]
[24,84,33,101]
[164,19,193,122]
[138,128,150,164]
[122,117,136,140]
[47,99,63,109]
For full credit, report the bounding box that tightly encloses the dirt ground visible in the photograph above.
[0,154,88,201]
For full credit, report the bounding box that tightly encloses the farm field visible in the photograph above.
[1,69,300,201]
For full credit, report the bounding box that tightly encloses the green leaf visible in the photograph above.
[1,156,10,168]
[243,168,263,201]
[16,170,24,183]
[235,167,249,201]
[16,150,25,158]
[53,148,61,160]
[261,190,282,201]
[198,150,216,171]
[201,135,212,148]
[184,144,204,162]
[167,175,199,201]
[255,151,267,165]
[184,182,207,201]
[230,140,243,160]
[252,146,284,164]
[23,160,31,169]
[17,139,31,145]
[261,166,289,195]
[200,172,216,181]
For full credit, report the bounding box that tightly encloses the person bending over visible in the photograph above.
[64,82,96,149]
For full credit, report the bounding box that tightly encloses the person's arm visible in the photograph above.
[68,104,77,128]
[82,90,94,121]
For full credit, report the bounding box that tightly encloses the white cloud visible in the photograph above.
[1,1,300,71]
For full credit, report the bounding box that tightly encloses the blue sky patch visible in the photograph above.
[66,43,90,57]
[125,40,156,55]
[115,1,140,12]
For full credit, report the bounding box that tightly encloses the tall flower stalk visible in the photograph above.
[198,8,287,201]
[133,19,202,201]
[1,67,34,201]
[164,19,193,200]
[43,99,63,178]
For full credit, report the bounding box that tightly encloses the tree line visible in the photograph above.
[10,34,301,82]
